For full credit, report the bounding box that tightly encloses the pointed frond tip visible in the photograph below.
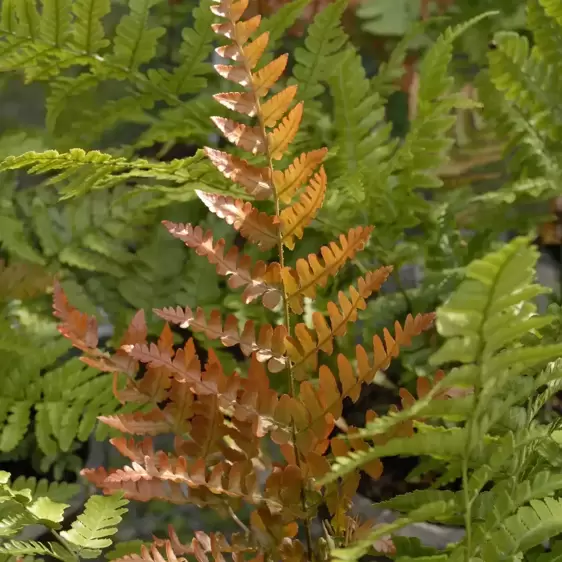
[162,221,282,309]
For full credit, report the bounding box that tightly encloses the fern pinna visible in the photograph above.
[52,0,434,559]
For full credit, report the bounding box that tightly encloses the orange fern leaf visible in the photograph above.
[83,456,262,508]
[203,148,272,199]
[99,411,169,436]
[210,0,249,22]
[262,85,298,127]
[153,306,288,372]
[267,102,303,160]
[196,191,278,251]
[162,221,282,308]
[210,117,265,154]
[337,312,436,402]
[253,54,288,97]
[121,526,261,562]
[280,166,327,250]
[53,280,98,351]
[280,226,374,314]
[273,313,435,457]
[213,91,256,116]
[285,268,393,379]
[274,149,328,204]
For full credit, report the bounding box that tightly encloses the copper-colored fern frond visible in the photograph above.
[280,167,327,250]
[162,221,282,309]
[82,456,264,506]
[336,312,436,403]
[83,455,304,517]
[285,267,393,380]
[53,280,99,351]
[275,149,328,204]
[204,147,272,200]
[196,191,279,251]
[118,526,261,562]
[275,313,436,454]
[281,226,375,314]
[267,102,304,160]
[99,412,170,436]
[153,306,288,372]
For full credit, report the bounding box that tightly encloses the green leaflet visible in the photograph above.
[481,498,562,560]
[61,493,128,558]
[328,46,391,191]
[70,0,110,54]
[291,0,348,107]
[148,0,215,95]
[319,429,465,486]
[261,0,312,45]
[39,0,72,47]
[0,472,127,560]
[109,0,166,72]
[0,148,217,199]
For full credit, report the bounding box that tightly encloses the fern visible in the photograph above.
[290,0,348,112]
[48,0,438,558]
[320,235,562,560]
[60,493,128,558]
[0,471,126,560]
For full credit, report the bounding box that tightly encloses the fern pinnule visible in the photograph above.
[117,526,260,562]
[285,267,393,379]
[162,220,282,308]
[153,306,288,372]
[196,191,279,251]
[280,166,326,250]
[203,147,273,199]
[281,226,375,314]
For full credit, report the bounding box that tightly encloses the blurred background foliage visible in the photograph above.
[2,0,562,555]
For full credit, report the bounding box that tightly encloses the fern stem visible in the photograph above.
[232,26,314,560]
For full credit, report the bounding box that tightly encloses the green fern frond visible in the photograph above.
[0,539,62,559]
[319,429,465,486]
[9,475,80,503]
[430,236,557,368]
[291,0,348,110]
[148,0,214,95]
[391,12,497,189]
[109,0,165,72]
[328,46,393,188]
[261,0,312,47]
[0,148,220,200]
[60,493,128,559]
[331,501,455,561]
[371,21,425,98]
[70,0,110,54]
[480,497,562,560]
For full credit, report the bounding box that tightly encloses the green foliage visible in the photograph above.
[291,0,348,112]
[60,494,128,559]
[0,470,126,562]
[321,236,562,560]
